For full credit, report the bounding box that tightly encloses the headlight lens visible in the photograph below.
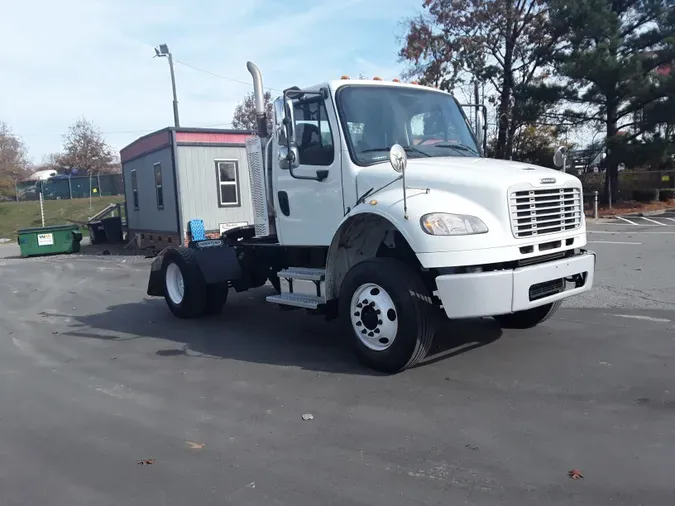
[420,213,489,236]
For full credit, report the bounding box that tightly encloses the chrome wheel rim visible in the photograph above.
[350,282,398,351]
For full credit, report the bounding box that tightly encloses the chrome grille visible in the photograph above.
[509,187,582,238]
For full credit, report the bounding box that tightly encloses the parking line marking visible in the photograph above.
[588,230,675,234]
[640,216,667,226]
[616,216,640,225]
[615,314,671,323]
[663,217,675,222]
[589,240,641,245]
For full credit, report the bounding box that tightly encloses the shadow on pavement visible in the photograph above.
[53,287,504,375]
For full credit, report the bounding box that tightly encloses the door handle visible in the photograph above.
[278,191,290,216]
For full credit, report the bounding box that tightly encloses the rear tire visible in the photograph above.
[162,248,207,319]
[338,258,436,374]
[493,300,562,329]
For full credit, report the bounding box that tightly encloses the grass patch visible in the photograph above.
[0,196,124,239]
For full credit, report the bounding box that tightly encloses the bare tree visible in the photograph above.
[57,117,115,175]
[0,121,32,198]
[399,0,565,159]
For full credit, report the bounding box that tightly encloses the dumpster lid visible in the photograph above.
[18,224,80,234]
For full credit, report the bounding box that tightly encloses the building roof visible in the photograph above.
[120,126,255,164]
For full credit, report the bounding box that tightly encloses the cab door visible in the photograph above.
[273,92,345,246]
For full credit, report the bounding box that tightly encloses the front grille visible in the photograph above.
[509,187,582,238]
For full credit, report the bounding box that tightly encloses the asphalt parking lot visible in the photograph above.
[0,224,674,506]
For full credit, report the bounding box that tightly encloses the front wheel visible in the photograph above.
[493,300,562,329]
[339,258,437,374]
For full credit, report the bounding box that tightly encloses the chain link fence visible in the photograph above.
[15,173,124,202]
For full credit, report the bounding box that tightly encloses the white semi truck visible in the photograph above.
[146,62,596,373]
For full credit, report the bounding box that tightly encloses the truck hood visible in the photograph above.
[355,156,583,233]
[357,156,579,193]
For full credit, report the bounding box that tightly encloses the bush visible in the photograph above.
[660,189,675,202]
[633,189,660,203]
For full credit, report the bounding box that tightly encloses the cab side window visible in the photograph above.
[293,98,334,166]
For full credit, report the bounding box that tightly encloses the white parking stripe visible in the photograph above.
[615,216,641,225]
[663,217,675,222]
[640,216,667,225]
[615,314,671,323]
[589,230,675,235]
[588,240,641,245]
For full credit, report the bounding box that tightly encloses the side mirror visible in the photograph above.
[389,144,408,174]
[553,145,568,169]
[278,145,300,170]
[274,98,287,144]
[475,109,485,151]
[284,98,296,145]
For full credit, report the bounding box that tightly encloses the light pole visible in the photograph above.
[154,43,180,127]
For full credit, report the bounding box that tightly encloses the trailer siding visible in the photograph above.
[122,146,179,234]
[175,145,254,233]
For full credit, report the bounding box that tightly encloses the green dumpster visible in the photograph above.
[17,224,83,258]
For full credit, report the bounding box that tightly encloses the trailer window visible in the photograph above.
[154,163,164,210]
[131,169,139,210]
[215,160,240,207]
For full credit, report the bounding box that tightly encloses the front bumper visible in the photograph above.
[434,251,596,319]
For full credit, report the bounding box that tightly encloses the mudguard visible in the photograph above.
[146,240,243,297]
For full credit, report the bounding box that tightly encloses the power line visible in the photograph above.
[18,122,237,138]
[173,59,283,93]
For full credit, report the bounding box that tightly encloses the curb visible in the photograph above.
[611,208,675,218]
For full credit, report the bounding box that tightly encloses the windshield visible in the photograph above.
[335,85,480,166]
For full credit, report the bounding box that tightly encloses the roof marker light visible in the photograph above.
[392,78,401,82]
[341,75,350,80]
[373,76,382,81]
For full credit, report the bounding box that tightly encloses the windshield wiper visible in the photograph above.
[360,146,432,157]
[431,143,480,155]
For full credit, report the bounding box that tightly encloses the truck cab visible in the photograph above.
[146,61,596,374]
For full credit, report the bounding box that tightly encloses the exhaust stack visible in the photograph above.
[246,61,268,138]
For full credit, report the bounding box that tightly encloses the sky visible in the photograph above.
[0,0,422,164]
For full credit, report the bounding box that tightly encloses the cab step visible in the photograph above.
[277,267,325,281]
[266,293,322,309]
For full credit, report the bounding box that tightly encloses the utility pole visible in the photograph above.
[155,43,180,127]
[474,80,479,133]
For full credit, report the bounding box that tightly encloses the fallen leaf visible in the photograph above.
[186,441,205,449]
[301,413,314,421]
[137,458,155,466]
[568,469,583,480]
[247,482,255,489]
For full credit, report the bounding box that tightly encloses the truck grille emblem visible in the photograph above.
[540,177,556,184]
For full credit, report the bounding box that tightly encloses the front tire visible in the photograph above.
[493,300,562,329]
[162,248,207,319]
[339,258,436,374]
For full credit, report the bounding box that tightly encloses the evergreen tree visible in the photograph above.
[549,0,674,201]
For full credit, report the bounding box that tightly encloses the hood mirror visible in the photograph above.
[389,144,408,173]
[553,145,568,171]
[390,144,409,220]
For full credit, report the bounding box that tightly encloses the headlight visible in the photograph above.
[420,213,489,236]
